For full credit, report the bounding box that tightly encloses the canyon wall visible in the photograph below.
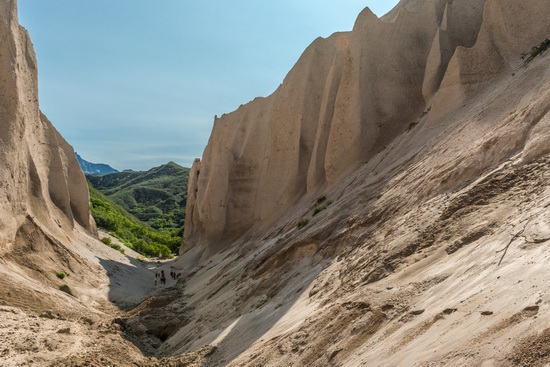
[169,1,550,365]
[184,0,490,254]
[0,0,95,256]
[185,0,550,257]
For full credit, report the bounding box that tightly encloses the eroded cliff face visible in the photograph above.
[0,5,161,365]
[0,0,95,256]
[165,1,550,365]
[184,0,490,254]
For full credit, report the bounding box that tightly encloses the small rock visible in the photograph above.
[57,327,71,334]
[59,284,75,297]
[39,310,56,319]
[110,323,122,332]
[80,316,96,325]
[327,349,342,362]
[523,305,539,313]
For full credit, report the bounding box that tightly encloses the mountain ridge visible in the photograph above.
[75,152,119,176]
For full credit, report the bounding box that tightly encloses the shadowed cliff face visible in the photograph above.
[184,0,488,254]
[0,0,95,252]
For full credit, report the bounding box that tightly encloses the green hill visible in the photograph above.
[87,162,189,233]
[88,186,178,258]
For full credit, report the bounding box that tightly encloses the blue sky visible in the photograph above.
[18,1,399,171]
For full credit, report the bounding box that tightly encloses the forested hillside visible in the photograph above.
[88,186,180,257]
[87,162,189,234]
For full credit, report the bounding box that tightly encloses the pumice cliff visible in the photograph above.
[0,4,166,365]
[184,0,491,255]
[0,1,95,274]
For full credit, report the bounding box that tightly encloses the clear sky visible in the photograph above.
[18,1,399,171]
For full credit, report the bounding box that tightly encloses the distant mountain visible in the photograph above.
[76,153,119,175]
[86,162,189,233]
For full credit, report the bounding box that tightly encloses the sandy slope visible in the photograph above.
[0,225,205,367]
[0,227,142,366]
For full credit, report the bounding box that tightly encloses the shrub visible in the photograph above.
[407,120,419,131]
[312,200,333,216]
[521,38,550,66]
[56,272,66,280]
[101,237,125,254]
[297,219,309,229]
[313,206,326,216]
[101,237,113,246]
[315,195,327,205]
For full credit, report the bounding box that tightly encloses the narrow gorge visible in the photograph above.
[2,0,550,366]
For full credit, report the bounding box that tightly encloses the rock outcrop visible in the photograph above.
[184,0,496,255]
[0,0,95,256]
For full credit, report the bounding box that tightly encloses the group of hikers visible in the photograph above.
[154,268,182,286]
